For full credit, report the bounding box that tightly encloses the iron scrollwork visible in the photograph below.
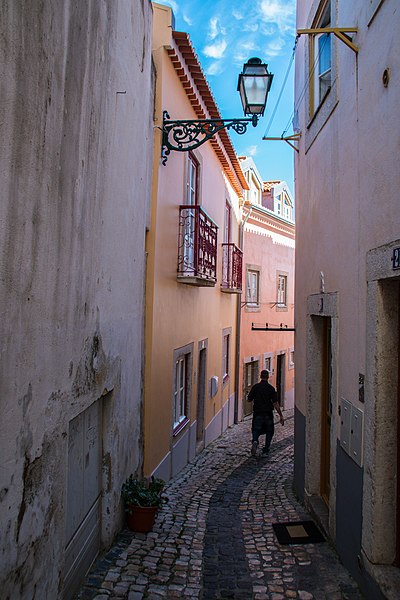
[162,111,257,165]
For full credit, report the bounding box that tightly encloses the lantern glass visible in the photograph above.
[238,58,273,117]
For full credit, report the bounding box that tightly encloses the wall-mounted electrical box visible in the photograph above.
[340,397,364,467]
[210,376,218,397]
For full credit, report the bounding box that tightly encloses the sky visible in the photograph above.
[159,0,297,194]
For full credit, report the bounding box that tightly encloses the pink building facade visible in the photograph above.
[238,157,295,419]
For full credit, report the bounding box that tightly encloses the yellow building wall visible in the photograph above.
[145,4,242,478]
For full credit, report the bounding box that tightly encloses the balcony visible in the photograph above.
[221,243,243,293]
[177,205,218,286]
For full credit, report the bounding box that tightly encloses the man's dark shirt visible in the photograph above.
[248,380,277,416]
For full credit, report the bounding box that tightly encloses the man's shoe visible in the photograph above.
[251,441,258,456]
[262,447,270,455]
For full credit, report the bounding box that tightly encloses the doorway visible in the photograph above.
[243,360,259,417]
[64,399,103,599]
[396,282,400,566]
[196,347,207,453]
[320,317,332,505]
[276,352,286,407]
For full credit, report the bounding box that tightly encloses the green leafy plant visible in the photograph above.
[121,475,166,509]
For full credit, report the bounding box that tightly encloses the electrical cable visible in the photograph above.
[281,33,329,137]
[263,36,299,139]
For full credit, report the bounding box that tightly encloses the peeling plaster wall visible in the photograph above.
[0,1,154,597]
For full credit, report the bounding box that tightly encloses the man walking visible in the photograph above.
[248,370,284,456]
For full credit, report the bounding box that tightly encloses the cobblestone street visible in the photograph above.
[76,411,363,600]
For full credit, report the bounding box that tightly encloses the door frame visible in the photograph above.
[243,357,260,417]
[196,339,208,453]
[305,292,338,537]
[363,240,400,569]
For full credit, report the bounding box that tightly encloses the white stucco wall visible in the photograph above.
[294,0,400,591]
[0,1,154,597]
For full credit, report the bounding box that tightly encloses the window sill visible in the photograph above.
[245,305,261,313]
[276,305,288,312]
[173,417,189,437]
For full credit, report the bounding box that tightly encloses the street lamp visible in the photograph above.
[237,57,274,124]
[161,57,273,164]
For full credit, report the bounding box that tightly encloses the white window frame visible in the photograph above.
[224,201,231,244]
[305,0,337,152]
[246,266,260,308]
[277,272,288,309]
[310,0,331,117]
[222,331,230,381]
[172,343,193,435]
[289,347,295,370]
[263,352,274,377]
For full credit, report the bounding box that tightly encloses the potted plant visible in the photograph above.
[121,475,166,532]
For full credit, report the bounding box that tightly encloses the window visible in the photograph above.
[246,268,260,306]
[174,356,188,429]
[277,273,287,307]
[289,348,295,370]
[276,193,282,216]
[222,333,230,380]
[264,355,273,376]
[173,343,193,434]
[224,201,231,243]
[310,0,331,116]
[186,152,199,206]
[368,0,386,24]
[305,0,337,151]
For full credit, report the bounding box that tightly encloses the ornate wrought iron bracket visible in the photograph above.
[161,111,258,165]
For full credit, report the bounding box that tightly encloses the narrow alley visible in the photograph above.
[76,412,362,600]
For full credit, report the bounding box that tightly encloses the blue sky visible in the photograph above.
[160,0,297,194]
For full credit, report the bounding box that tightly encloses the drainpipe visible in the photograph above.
[234,203,253,424]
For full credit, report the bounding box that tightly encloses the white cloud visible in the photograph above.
[265,37,285,57]
[209,16,219,40]
[183,14,193,26]
[258,0,296,34]
[206,61,224,76]
[243,22,259,33]
[203,39,228,59]
[232,9,244,20]
[162,0,179,15]
[248,145,258,156]
[240,40,258,52]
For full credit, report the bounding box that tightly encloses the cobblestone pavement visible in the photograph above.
[76,410,363,600]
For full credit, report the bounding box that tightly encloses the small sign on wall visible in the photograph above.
[392,247,400,270]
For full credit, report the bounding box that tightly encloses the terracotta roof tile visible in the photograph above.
[168,31,249,194]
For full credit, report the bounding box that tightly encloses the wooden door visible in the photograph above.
[276,353,286,407]
[243,360,259,417]
[196,348,207,452]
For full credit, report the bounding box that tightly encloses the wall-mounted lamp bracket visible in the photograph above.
[161,111,257,165]
[297,27,358,53]
[262,133,301,153]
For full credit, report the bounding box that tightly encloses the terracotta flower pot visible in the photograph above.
[126,505,158,532]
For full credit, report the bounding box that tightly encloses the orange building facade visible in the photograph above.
[145,3,248,480]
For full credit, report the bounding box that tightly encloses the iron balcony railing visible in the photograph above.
[221,243,243,292]
[178,204,218,286]
[177,205,218,285]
